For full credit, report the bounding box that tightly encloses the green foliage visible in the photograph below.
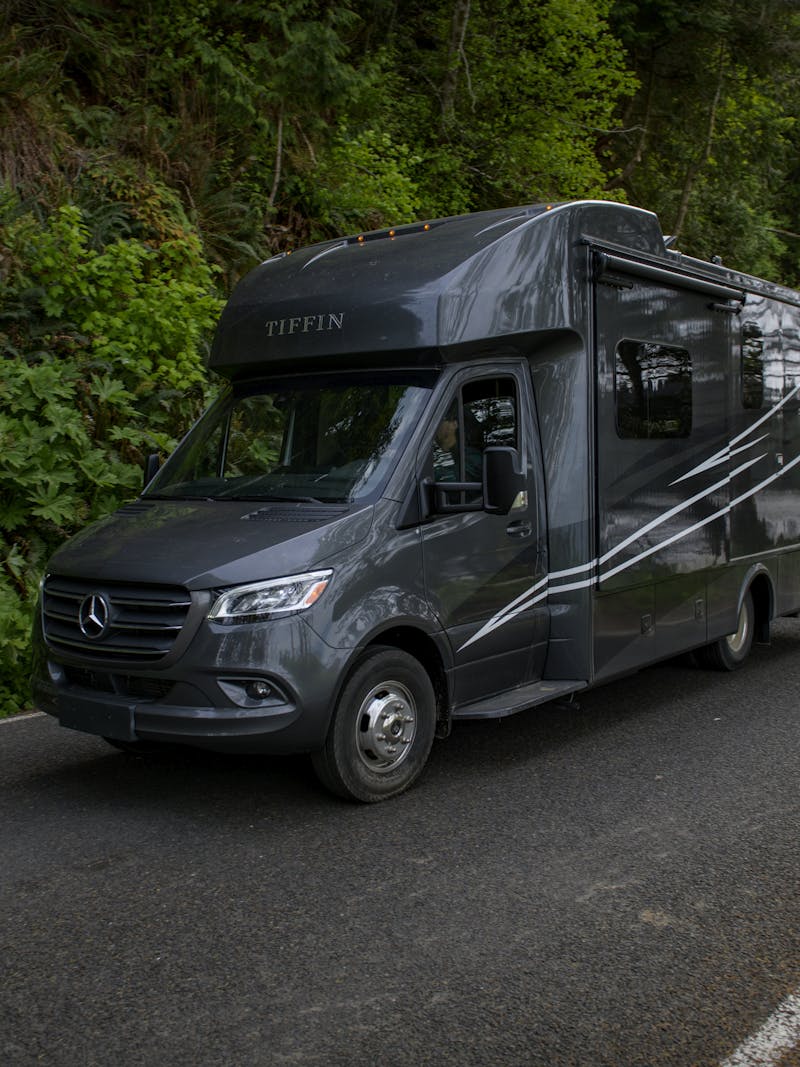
[0,197,222,714]
[465,0,638,202]
[306,127,422,235]
[2,0,800,713]
[607,0,800,280]
[375,0,636,215]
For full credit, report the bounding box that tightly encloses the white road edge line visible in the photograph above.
[0,711,45,725]
[720,990,800,1067]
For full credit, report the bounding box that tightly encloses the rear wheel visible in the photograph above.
[697,589,755,671]
[311,646,437,802]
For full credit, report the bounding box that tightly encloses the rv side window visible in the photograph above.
[432,377,518,482]
[615,340,692,439]
[741,321,764,410]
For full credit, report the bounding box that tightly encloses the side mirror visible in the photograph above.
[483,447,525,515]
[395,446,525,528]
[143,452,161,490]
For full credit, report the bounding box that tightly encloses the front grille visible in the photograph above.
[43,576,192,662]
[62,666,173,701]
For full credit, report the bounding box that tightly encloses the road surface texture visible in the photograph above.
[2,623,799,1067]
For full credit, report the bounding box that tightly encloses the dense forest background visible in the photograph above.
[2,0,800,711]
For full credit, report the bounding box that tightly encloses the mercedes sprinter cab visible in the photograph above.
[32,201,800,801]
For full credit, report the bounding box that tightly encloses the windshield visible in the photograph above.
[145,374,433,504]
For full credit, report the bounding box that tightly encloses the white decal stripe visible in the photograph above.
[457,599,531,652]
[546,576,595,595]
[457,576,549,652]
[600,453,764,567]
[731,433,769,458]
[488,575,549,623]
[729,380,800,448]
[600,509,726,583]
[600,452,800,585]
[457,417,800,652]
[671,382,800,485]
[459,566,604,650]
[457,594,543,651]
[729,450,800,509]
[670,436,766,485]
[550,559,597,580]
[671,445,731,485]
[600,471,731,565]
[729,453,770,480]
[456,441,800,648]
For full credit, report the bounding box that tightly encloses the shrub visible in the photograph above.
[0,199,222,715]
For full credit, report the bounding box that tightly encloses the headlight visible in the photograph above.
[208,570,333,625]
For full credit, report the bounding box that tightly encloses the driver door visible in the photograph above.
[419,367,548,705]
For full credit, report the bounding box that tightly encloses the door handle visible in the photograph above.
[506,520,532,538]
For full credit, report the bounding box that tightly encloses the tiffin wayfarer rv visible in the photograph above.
[32,201,800,800]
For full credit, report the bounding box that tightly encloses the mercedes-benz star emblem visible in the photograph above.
[78,593,110,639]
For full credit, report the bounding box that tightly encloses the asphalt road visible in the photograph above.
[2,624,799,1067]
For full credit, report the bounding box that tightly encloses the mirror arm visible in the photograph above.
[421,477,483,517]
[143,452,161,491]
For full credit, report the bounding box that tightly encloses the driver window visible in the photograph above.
[431,376,518,483]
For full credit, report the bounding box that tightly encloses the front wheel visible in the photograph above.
[311,647,437,802]
[697,589,755,671]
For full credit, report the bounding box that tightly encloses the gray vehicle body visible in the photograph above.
[32,200,800,756]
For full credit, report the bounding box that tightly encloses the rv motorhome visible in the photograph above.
[32,201,800,800]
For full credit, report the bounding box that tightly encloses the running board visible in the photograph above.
[452,679,587,721]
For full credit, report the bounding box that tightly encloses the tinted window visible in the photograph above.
[741,321,764,410]
[146,376,432,503]
[432,377,517,483]
[615,340,692,439]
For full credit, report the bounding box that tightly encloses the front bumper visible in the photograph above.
[32,610,350,755]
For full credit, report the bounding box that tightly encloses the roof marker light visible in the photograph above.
[357,234,365,243]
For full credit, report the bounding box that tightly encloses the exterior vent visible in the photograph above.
[62,666,173,701]
[43,576,191,662]
[242,504,348,523]
[115,502,157,516]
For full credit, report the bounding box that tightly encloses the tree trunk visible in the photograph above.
[441,0,471,127]
[268,107,284,211]
[608,51,657,190]
[672,43,726,239]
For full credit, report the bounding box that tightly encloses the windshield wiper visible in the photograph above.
[144,493,216,502]
[221,493,325,504]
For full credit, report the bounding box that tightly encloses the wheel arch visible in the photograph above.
[312,633,443,801]
[331,625,452,739]
[740,564,775,644]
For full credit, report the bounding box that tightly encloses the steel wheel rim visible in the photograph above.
[354,680,417,774]
[726,599,751,655]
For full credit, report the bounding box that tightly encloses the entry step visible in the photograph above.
[452,679,587,721]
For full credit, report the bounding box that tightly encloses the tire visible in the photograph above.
[697,589,755,671]
[311,646,437,803]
